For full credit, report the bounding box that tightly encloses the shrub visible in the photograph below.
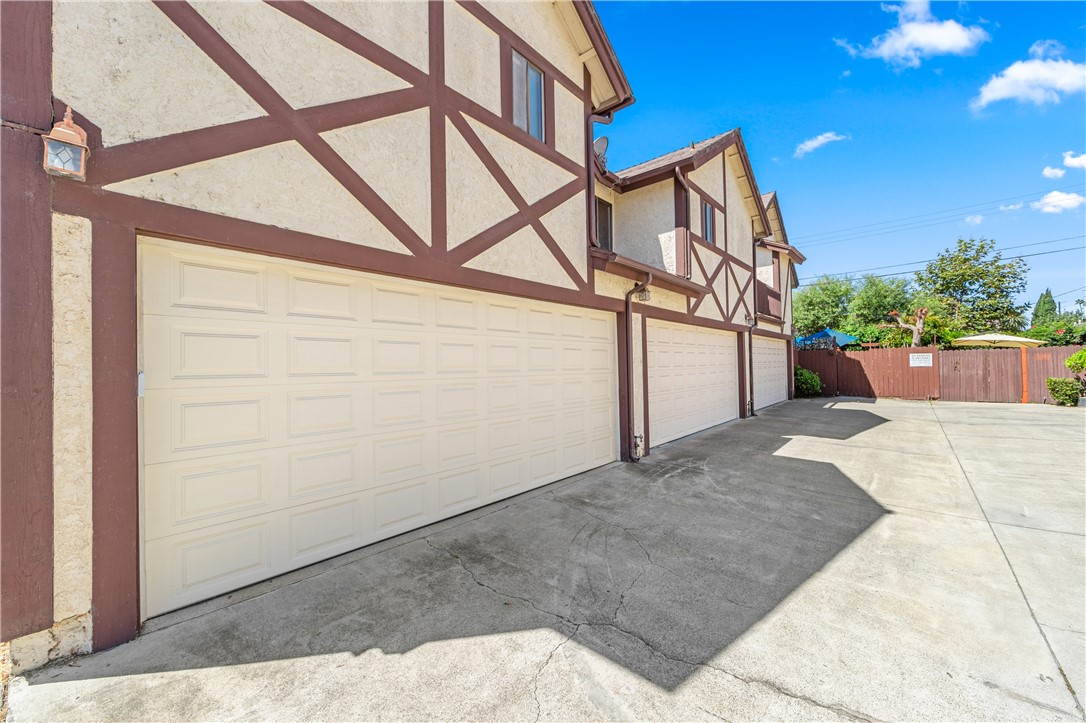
[794,366,823,397]
[1046,377,1081,406]
[1066,349,1086,376]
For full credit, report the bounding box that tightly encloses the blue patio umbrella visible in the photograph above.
[795,329,859,347]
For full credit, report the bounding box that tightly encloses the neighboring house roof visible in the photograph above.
[563,1,634,114]
[606,128,772,238]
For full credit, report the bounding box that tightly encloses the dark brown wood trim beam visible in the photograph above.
[446,177,583,267]
[53,183,616,315]
[737,332,749,418]
[90,221,140,650]
[753,326,793,341]
[1,0,54,641]
[154,1,430,258]
[428,1,447,256]
[686,178,725,217]
[448,90,585,177]
[631,304,748,335]
[589,248,708,297]
[91,88,428,187]
[266,1,428,87]
[448,111,585,289]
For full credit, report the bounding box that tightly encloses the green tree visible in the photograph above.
[792,276,854,335]
[1031,288,1058,327]
[914,238,1028,332]
[848,275,912,326]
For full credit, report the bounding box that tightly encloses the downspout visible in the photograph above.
[747,318,757,416]
[625,273,652,460]
[674,167,691,279]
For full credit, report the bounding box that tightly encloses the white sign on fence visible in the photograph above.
[909,353,933,367]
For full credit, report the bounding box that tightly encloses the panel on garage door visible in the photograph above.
[752,336,789,410]
[139,238,617,616]
[647,320,738,447]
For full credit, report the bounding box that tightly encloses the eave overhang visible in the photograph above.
[589,247,709,297]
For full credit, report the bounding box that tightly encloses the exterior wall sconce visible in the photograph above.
[636,287,651,302]
[42,106,88,182]
[744,313,756,327]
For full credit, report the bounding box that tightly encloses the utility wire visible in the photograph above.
[798,235,1086,282]
[1053,285,1086,299]
[791,182,1086,243]
[797,245,1085,287]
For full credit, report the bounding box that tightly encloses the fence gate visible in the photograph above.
[940,349,1022,403]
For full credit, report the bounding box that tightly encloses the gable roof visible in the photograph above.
[609,128,771,238]
[758,192,805,264]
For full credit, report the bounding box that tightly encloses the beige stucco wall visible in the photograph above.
[689,154,725,208]
[594,272,688,314]
[313,1,428,73]
[445,2,501,115]
[484,1,584,88]
[52,1,264,147]
[554,84,585,164]
[192,1,411,110]
[688,190,701,238]
[756,247,775,286]
[613,182,675,274]
[7,213,97,675]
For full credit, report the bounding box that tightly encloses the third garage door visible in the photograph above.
[646,319,738,447]
[752,336,789,409]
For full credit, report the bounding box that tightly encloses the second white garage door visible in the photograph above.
[752,336,789,409]
[646,320,738,447]
[140,238,617,616]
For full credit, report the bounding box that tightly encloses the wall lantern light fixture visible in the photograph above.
[744,313,756,327]
[42,106,88,181]
[636,287,651,302]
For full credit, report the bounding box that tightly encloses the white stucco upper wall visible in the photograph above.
[482,1,584,88]
[613,181,676,274]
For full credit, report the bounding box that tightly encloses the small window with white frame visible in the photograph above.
[511,49,544,142]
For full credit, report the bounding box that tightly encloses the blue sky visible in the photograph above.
[595,1,1086,313]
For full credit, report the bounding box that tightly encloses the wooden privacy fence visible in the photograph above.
[796,345,1083,404]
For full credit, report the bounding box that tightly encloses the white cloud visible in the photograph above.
[964,214,984,225]
[1032,191,1086,214]
[999,202,1024,211]
[1064,151,1086,169]
[972,42,1086,110]
[841,69,852,78]
[794,132,849,159]
[1043,166,1067,179]
[835,1,989,69]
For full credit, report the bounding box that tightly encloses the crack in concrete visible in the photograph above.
[427,507,876,722]
[531,626,579,722]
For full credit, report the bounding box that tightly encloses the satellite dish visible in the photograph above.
[593,136,609,167]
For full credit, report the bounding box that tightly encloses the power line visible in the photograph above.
[791,182,1086,243]
[798,235,1086,281]
[799,195,1086,249]
[1051,282,1086,297]
[797,245,1086,287]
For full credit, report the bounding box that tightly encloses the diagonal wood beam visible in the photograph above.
[448,111,585,289]
[90,88,428,187]
[154,1,429,257]
[266,1,428,88]
[447,177,583,269]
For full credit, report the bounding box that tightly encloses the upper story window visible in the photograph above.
[702,201,715,245]
[596,198,613,251]
[512,50,545,142]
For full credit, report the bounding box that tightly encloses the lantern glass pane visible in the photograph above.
[46,139,83,174]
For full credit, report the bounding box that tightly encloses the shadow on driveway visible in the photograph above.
[27,402,889,692]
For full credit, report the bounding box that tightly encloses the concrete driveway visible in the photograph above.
[8,399,1085,721]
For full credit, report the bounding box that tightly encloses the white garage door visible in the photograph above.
[752,336,789,410]
[139,239,617,616]
[646,319,738,447]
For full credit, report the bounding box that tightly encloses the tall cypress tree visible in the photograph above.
[1032,288,1058,327]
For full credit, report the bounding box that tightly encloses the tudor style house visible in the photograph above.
[0,0,803,671]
